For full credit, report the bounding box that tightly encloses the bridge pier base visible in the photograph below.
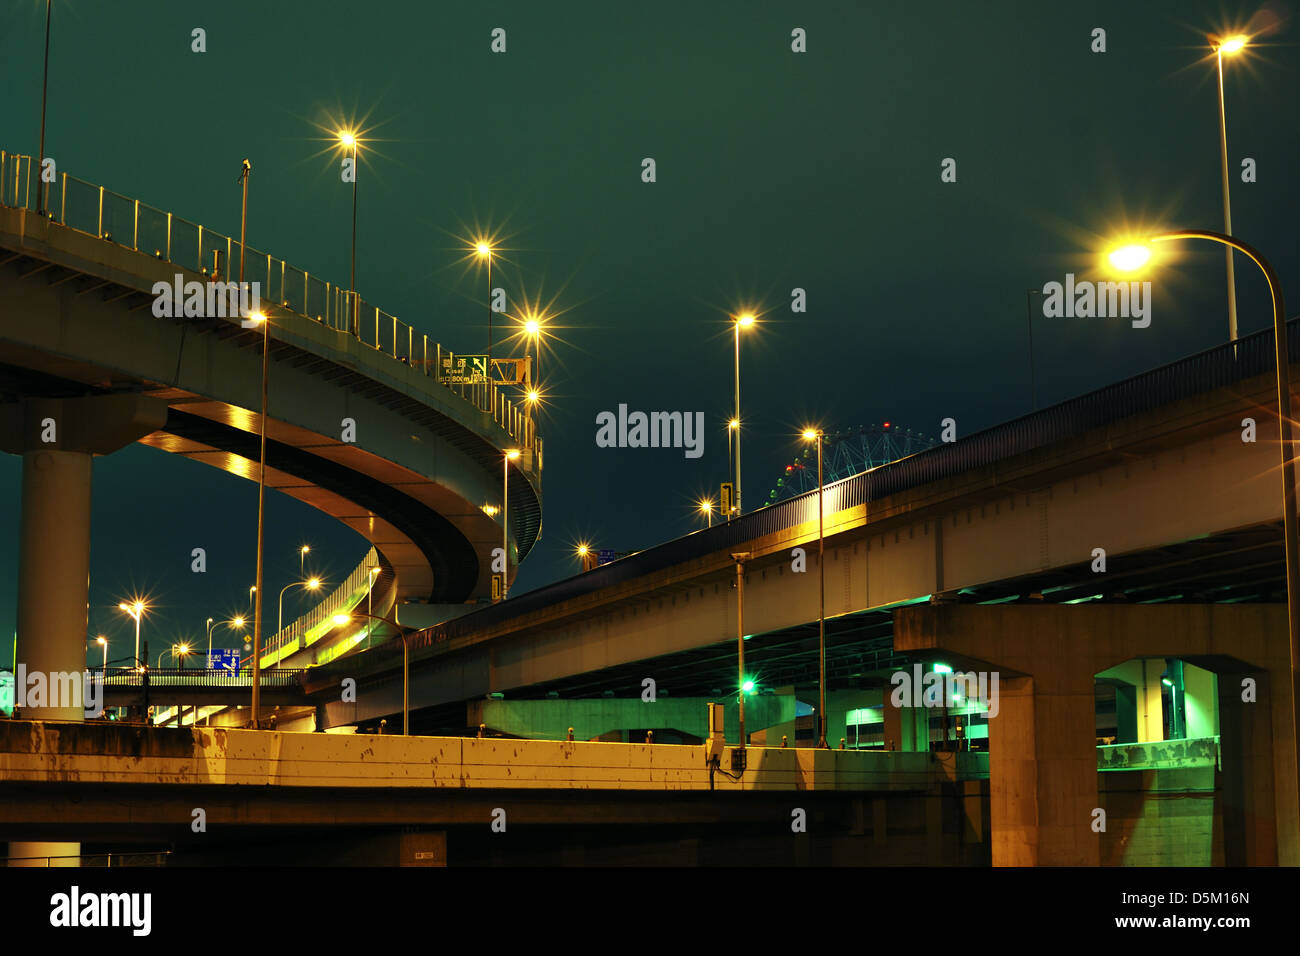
[0,394,167,865]
[895,603,1296,867]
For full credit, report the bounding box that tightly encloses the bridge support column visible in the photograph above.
[882,696,929,752]
[0,394,167,866]
[894,604,1296,867]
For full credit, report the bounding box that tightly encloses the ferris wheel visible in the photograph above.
[762,422,937,506]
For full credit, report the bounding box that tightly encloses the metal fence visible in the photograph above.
[2,851,170,868]
[258,546,387,663]
[0,151,540,453]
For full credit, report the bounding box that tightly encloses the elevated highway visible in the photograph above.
[318,321,1299,726]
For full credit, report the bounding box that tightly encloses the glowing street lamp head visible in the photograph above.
[231,616,246,629]
[1218,34,1248,55]
[524,317,541,336]
[301,545,310,555]
[728,418,740,431]
[475,241,492,258]
[505,448,521,460]
[741,679,755,693]
[802,427,822,441]
[306,577,322,590]
[735,312,756,329]
[526,389,540,403]
[699,499,714,514]
[337,130,357,149]
[177,643,191,656]
[576,544,590,557]
[248,310,267,324]
[96,636,107,646]
[1107,242,1153,272]
[333,613,351,626]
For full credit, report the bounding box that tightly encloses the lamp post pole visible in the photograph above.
[36,0,51,216]
[1137,230,1297,814]
[814,432,827,748]
[1214,48,1239,343]
[732,551,750,752]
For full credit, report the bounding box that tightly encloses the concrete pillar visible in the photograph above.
[1183,662,1218,740]
[895,604,1297,867]
[1,394,167,867]
[881,691,928,752]
[1217,668,1276,865]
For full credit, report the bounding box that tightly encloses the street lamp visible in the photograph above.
[501,449,521,600]
[726,418,740,520]
[300,545,311,577]
[803,427,828,748]
[698,498,714,528]
[245,307,271,729]
[95,636,107,675]
[117,600,146,668]
[35,0,52,216]
[333,611,425,735]
[732,312,756,517]
[522,311,543,390]
[1108,229,1298,813]
[1211,33,1250,342]
[338,129,360,336]
[732,551,751,757]
[209,617,246,663]
[278,577,322,632]
[476,240,494,361]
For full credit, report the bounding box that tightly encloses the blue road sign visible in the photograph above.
[597,549,616,566]
[209,648,240,675]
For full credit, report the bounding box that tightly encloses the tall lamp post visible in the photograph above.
[477,242,494,361]
[95,636,107,675]
[803,427,828,748]
[36,0,52,216]
[699,498,714,528]
[732,551,751,755]
[338,130,360,336]
[117,601,146,668]
[501,449,521,599]
[299,545,311,577]
[333,611,425,736]
[731,313,756,517]
[278,577,321,632]
[210,617,245,662]
[1108,230,1298,815]
[248,306,269,728]
[1212,34,1249,342]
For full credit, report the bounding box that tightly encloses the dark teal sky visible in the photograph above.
[1,0,1296,656]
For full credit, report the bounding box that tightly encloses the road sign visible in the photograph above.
[209,648,240,675]
[597,549,617,566]
[720,482,734,517]
[491,573,503,601]
[440,353,489,384]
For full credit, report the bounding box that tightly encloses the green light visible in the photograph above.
[742,680,755,693]
[1161,677,1174,687]
[933,663,952,674]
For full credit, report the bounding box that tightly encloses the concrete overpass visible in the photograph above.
[317,318,1297,725]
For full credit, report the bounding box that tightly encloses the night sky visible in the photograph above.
[0,1,1296,660]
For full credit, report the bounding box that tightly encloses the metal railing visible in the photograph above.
[97,668,304,686]
[0,151,540,455]
[2,851,170,868]
[257,546,389,663]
